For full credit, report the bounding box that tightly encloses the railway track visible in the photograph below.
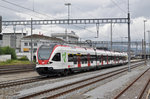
[0,76,45,89]
[0,61,144,90]
[114,66,150,99]
[0,60,142,75]
[18,62,144,99]
[0,64,35,74]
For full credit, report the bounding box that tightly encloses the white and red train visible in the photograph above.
[36,43,128,76]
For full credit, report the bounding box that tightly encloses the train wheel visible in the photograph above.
[63,69,70,76]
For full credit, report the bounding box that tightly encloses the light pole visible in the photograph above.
[31,18,33,62]
[64,3,71,23]
[147,30,150,59]
[13,25,16,52]
[144,20,147,64]
[110,22,112,51]
[64,3,71,42]
[127,0,131,72]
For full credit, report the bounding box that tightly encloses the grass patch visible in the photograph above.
[0,60,31,66]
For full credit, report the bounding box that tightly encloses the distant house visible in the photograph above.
[2,33,27,52]
[51,31,79,42]
[21,34,65,53]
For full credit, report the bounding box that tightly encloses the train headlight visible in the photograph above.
[48,67,53,70]
[48,62,53,64]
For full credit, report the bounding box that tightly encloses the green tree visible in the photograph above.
[2,46,16,59]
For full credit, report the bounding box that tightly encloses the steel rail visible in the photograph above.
[0,65,35,75]
[138,77,150,99]
[114,67,150,99]
[0,76,45,89]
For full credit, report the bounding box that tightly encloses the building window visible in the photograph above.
[34,43,37,46]
[24,42,28,46]
[29,43,31,46]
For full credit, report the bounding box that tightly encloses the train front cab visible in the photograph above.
[36,44,64,76]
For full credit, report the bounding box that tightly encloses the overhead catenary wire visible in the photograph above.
[1,0,105,38]
[0,5,46,19]
[1,0,55,19]
[110,0,127,14]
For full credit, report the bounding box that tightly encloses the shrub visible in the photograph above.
[18,56,29,61]
[0,47,2,55]
[1,46,17,59]
[5,59,12,63]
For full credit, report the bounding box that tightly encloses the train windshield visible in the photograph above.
[38,44,56,60]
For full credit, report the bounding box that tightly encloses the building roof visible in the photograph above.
[51,32,79,38]
[22,34,65,42]
[2,33,27,35]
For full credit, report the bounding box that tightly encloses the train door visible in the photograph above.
[114,56,116,64]
[87,54,90,66]
[107,55,108,64]
[77,54,81,67]
[101,55,103,65]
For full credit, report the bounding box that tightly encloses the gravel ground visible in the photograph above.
[83,62,150,99]
[0,61,145,99]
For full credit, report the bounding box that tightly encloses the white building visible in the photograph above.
[21,34,65,53]
[2,33,27,52]
[51,31,79,42]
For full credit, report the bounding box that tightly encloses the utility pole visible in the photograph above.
[64,3,71,42]
[136,42,138,56]
[142,39,144,58]
[127,0,131,72]
[147,30,150,59]
[110,22,113,51]
[13,25,16,52]
[31,18,33,62]
[144,20,147,64]
[96,23,99,38]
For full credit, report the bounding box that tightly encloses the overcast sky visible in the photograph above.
[0,0,150,42]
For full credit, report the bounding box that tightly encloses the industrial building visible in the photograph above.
[2,33,27,52]
[51,31,79,42]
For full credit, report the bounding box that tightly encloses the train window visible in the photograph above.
[38,44,56,60]
[73,54,77,64]
[91,55,96,61]
[116,56,119,61]
[84,55,87,64]
[103,56,107,61]
[68,54,73,62]
[97,55,101,62]
[108,56,111,61]
[112,56,115,61]
[52,53,61,61]
[81,55,84,64]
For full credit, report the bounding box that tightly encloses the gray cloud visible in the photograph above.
[1,0,150,42]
